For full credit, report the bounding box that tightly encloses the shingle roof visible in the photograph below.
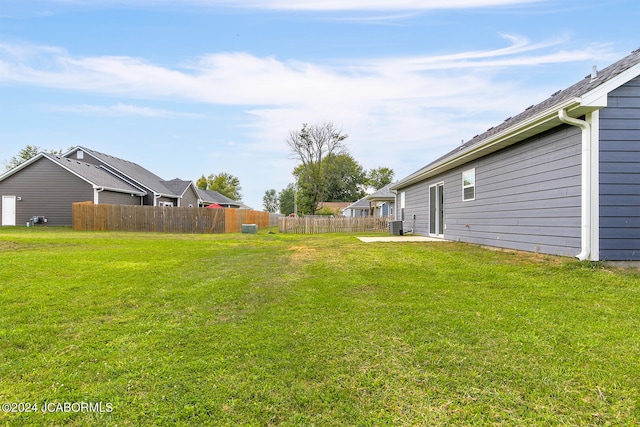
[161,178,193,196]
[74,146,179,197]
[394,48,640,188]
[45,153,145,194]
[344,196,371,210]
[196,188,240,206]
[345,184,395,210]
[366,183,395,200]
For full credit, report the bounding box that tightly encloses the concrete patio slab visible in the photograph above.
[357,236,447,243]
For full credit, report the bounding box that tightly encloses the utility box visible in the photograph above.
[30,216,48,226]
[389,220,403,236]
[241,224,258,234]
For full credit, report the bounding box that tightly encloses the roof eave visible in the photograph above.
[94,186,146,196]
[0,153,46,181]
[392,97,603,190]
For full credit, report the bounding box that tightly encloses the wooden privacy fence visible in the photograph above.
[279,216,390,234]
[72,203,269,234]
[223,208,270,233]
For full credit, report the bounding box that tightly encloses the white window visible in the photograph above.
[462,168,475,201]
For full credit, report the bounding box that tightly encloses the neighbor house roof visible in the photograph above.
[196,188,241,207]
[162,178,197,198]
[0,152,146,195]
[343,196,371,211]
[392,48,640,189]
[365,184,395,201]
[67,146,180,198]
[344,184,396,212]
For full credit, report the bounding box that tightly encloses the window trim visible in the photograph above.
[462,168,476,201]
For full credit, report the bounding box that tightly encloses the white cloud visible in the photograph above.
[215,0,544,11]
[49,0,546,11]
[45,103,202,118]
[0,35,619,205]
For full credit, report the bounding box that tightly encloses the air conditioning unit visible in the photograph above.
[389,220,403,236]
[30,216,48,226]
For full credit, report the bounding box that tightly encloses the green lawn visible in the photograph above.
[0,227,639,426]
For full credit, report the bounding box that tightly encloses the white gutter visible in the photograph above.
[391,98,582,190]
[94,187,104,204]
[93,186,145,203]
[558,108,591,261]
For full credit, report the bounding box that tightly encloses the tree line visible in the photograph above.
[5,123,392,216]
[2,145,244,202]
[263,122,394,215]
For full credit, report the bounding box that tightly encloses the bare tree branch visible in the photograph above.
[286,122,348,214]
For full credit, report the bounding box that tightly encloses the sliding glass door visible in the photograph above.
[429,183,444,237]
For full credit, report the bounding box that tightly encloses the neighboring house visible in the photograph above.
[0,153,145,226]
[342,196,371,217]
[196,188,242,208]
[343,184,396,218]
[317,202,351,216]
[367,184,396,217]
[162,178,201,208]
[64,147,183,207]
[391,48,640,261]
[0,145,243,226]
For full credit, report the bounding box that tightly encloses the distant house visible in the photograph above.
[391,49,640,261]
[196,188,242,208]
[343,184,396,218]
[342,196,371,218]
[0,152,145,226]
[64,146,190,207]
[317,201,351,216]
[162,179,201,208]
[0,146,242,226]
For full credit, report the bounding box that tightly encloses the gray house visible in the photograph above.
[0,146,241,226]
[391,48,640,261]
[196,188,242,208]
[0,152,145,226]
[343,184,396,217]
[64,147,188,207]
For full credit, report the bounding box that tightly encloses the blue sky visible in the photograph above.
[0,0,638,210]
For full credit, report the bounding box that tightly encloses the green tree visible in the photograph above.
[286,122,348,214]
[294,153,367,204]
[196,174,208,190]
[262,189,279,213]
[366,167,395,190]
[278,184,296,216]
[324,153,367,202]
[197,172,242,200]
[3,145,65,171]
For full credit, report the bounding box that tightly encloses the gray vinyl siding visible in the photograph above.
[97,190,142,205]
[599,76,640,260]
[400,125,582,256]
[69,148,101,165]
[0,157,93,226]
[398,183,430,234]
[180,186,199,208]
[157,196,178,206]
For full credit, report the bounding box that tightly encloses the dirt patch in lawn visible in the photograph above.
[288,245,318,261]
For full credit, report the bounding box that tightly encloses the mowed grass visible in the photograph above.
[0,227,639,426]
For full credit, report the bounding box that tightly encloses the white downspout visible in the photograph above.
[94,187,104,204]
[558,108,591,261]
